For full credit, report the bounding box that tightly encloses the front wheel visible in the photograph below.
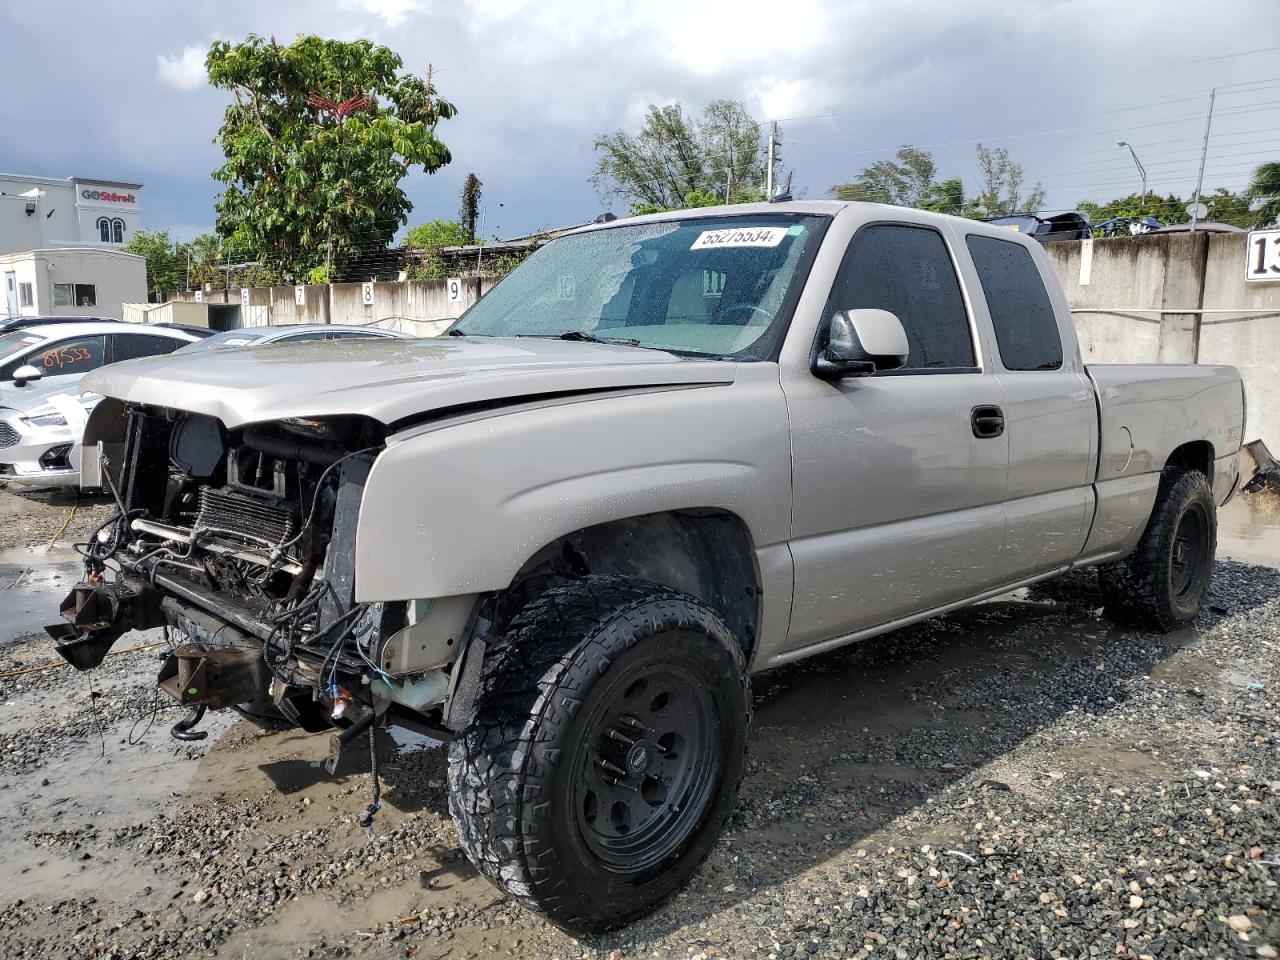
[447,577,750,934]
[1099,469,1217,631]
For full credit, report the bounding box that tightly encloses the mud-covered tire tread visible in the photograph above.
[446,575,750,933]
[1098,468,1216,631]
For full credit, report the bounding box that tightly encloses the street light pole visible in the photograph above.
[1117,141,1148,214]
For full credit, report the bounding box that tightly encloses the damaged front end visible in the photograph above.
[48,403,454,759]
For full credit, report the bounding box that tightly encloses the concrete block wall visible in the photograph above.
[1047,231,1280,445]
[178,277,496,338]
[1198,233,1280,448]
[1044,233,1207,365]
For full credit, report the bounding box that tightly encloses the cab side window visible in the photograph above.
[965,235,1063,371]
[826,224,975,371]
[33,335,107,375]
[110,333,186,363]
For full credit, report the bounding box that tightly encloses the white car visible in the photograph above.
[0,322,201,487]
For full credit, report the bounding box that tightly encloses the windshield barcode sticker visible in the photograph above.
[691,227,789,250]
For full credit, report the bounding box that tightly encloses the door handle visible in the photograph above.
[971,405,1005,439]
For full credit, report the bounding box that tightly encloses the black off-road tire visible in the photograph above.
[1098,468,1217,631]
[447,576,750,934]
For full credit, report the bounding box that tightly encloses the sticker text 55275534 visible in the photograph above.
[690,226,789,250]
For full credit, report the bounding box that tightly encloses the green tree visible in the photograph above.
[205,34,456,282]
[918,177,966,215]
[123,229,184,302]
[829,145,939,206]
[404,218,466,279]
[460,173,482,244]
[183,233,224,289]
[1201,188,1253,228]
[629,188,723,217]
[1247,162,1280,227]
[1077,192,1190,226]
[968,144,1046,217]
[592,100,768,210]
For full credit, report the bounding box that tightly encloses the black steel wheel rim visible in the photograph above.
[1171,502,1209,601]
[571,659,721,874]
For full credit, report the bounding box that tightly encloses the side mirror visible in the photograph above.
[12,364,43,387]
[813,309,909,380]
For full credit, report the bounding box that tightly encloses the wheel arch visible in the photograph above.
[1163,439,1214,479]
[488,509,763,659]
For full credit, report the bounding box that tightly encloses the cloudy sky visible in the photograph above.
[1,0,1277,241]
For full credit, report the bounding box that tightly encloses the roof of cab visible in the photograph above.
[561,200,1041,245]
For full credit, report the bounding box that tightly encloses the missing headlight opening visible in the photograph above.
[47,405,447,826]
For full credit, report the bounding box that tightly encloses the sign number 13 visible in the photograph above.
[1247,229,1280,282]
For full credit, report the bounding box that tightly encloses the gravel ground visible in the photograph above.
[0,484,114,551]
[0,496,1276,959]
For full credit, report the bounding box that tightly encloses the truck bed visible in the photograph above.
[1080,363,1243,563]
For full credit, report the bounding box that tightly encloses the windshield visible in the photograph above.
[0,330,47,360]
[175,330,269,353]
[449,214,825,359]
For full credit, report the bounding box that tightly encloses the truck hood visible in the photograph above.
[79,336,738,428]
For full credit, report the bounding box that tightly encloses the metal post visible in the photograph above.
[1118,141,1147,213]
[766,120,777,200]
[1190,89,1216,232]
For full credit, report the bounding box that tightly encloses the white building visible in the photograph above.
[0,172,143,254]
[1,248,147,321]
[0,173,146,319]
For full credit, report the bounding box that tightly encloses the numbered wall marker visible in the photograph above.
[1246,229,1280,282]
[294,285,306,306]
[362,282,375,305]
[447,277,463,303]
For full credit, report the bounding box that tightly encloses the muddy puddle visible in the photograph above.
[1218,491,1280,568]
[0,545,83,645]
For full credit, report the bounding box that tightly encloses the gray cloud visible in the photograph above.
[1,0,1275,241]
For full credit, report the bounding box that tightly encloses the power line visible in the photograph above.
[1142,44,1280,70]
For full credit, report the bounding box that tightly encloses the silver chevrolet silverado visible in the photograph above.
[50,202,1246,933]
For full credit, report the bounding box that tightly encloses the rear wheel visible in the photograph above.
[447,577,750,933]
[1099,469,1216,631]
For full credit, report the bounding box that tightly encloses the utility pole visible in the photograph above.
[1117,141,1147,213]
[765,120,777,200]
[1190,88,1216,232]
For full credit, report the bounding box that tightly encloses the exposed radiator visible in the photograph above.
[195,486,298,548]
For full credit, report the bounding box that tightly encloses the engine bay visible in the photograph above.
[47,403,443,743]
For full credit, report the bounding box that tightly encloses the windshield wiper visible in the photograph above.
[555,330,641,347]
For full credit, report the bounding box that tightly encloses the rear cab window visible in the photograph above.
[965,235,1063,371]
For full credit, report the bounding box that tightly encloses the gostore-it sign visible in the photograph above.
[80,189,136,204]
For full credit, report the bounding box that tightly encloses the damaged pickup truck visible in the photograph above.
[50,202,1248,933]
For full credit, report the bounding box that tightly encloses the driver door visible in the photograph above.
[782,223,1010,653]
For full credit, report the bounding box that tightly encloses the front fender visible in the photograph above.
[353,364,791,602]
